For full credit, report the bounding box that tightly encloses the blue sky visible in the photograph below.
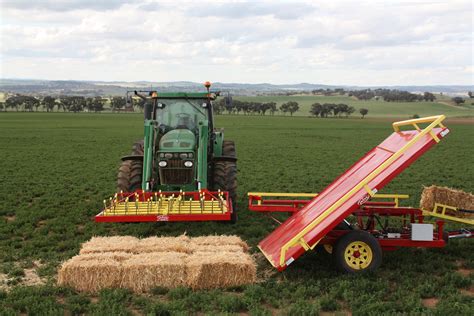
[0,0,472,85]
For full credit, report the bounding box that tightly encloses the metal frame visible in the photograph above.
[95,189,233,222]
[275,115,448,267]
[250,191,472,258]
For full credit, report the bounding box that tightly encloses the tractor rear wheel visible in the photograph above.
[211,140,237,223]
[117,140,144,192]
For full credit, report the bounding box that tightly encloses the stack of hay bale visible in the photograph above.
[58,235,256,292]
[420,185,474,218]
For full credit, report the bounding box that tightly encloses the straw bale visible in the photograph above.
[139,235,191,253]
[186,251,256,290]
[189,235,249,252]
[420,186,474,218]
[79,236,139,254]
[191,244,245,253]
[121,252,187,292]
[58,257,122,292]
[72,252,132,262]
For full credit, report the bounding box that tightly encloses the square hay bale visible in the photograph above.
[191,244,245,253]
[58,257,122,292]
[139,235,191,254]
[186,251,256,290]
[121,252,187,292]
[79,236,139,254]
[420,186,474,218]
[189,235,249,252]
[72,252,132,262]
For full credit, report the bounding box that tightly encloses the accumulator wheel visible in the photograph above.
[117,140,144,192]
[333,230,382,273]
[211,140,238,223]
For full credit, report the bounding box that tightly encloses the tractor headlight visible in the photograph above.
[188,152,194,158]
[158,161,167,167]
[164,153,173,159]
[184,161,193,168]
[179,153,188,159]
[159,153,165,158]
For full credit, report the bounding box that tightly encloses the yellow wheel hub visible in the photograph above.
[344,241,373,270]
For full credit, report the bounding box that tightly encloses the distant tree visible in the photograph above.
[42,96,56,112]
[310,102,322,117]
[336,103,349,117]
[23,96,39,112]
[5,97,19,111]
[111,96,126,112]
[279,103,289,115]
[267,102,277,115]
[286,101,299,116]
[59,97,72,112]
[468,91,473,98]
[0,102,4,111]
[423,92,436,102]
[321,103,333,117]
[69,96,85,112]
[346,106,355,117]
[412,114,420,119]
[452,97,465,105]
[93,97,105,112]
[359,108,369,118]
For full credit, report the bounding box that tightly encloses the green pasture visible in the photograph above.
[236,95,474,118]
[0,113,472,315]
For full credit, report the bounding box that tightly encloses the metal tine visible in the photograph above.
[134,192,139,214]
[200,192,204,214]
[178,190,184,214]
[211,198,214,214]
[189,198,193,213]
[125,197,129,213]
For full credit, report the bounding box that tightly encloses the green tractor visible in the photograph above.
[96,83,237,223]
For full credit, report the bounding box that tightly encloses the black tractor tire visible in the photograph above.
[333,230,382,273]
[117,140,144,192]
[211,140,237,223]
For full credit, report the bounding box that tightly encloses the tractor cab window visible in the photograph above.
[156,99,207,133]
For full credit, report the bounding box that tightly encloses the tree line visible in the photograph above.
[309,103,368,118]
[214,99,301,116]
[0,95,142,112]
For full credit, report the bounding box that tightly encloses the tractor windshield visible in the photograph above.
[156,99,207,132]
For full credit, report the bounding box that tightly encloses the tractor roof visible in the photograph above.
[154,92,218,100]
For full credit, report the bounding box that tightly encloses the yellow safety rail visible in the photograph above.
[277,115,447,266]
[248,192,408,207]
[423,203,473,226]
[372,194,409,207]
[248,192,317,198]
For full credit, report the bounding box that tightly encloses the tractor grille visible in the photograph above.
[159,159,193,185]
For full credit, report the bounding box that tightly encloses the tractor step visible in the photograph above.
[95,189,232,222]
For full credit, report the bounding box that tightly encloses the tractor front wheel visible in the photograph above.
[117,140,144,192]
[333,230,382,273]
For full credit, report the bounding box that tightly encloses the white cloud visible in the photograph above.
[0,0,472,85]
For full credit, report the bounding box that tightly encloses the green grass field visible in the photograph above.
[236,95,474,118]
[0,113,473,315]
